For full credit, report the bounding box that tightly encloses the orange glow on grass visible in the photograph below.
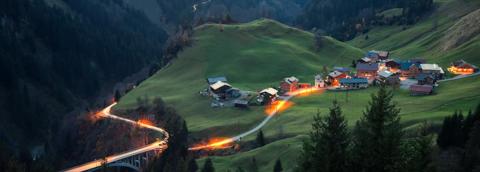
[138,119,155,126]
[189,137,234,151]
[287,87,324,97]
[265,100,294,115]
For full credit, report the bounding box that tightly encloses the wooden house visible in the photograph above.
[377,70,400,85]
[399,62,420,78]
[356,63,379,80]
[409,84,433,96]
[328,71,347,86]
[210,81,232,95]
[420,64,444,80]
[280,76,299,92]
[385,60,400,70]
[448,60,478,75]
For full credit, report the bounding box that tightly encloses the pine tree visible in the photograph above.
[403,122,434,172]
[298,100,350,172]
[274,159,283,172]
[462,122,480,172]
[352,86,403,172]
[202,158,214,172]
[114,90,121,102]
[188,158,199,172]
[250,157,259,172]
[437,111,465,149]
[256,130,266,147]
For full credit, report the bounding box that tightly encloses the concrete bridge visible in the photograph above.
[62,141,167,172]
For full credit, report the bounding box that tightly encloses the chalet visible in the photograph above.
[314,74,325,88]
[416,73,436,85]
[210,81,232,95]
[339,78,369,89]
[411,58,426,65]
[280,76,299,92]
[420,64,444,79]
[328,71,348,86]
[399,62,420,78]
[207,76,228,85]
[356,63,379,80]
[385,60,400,70]
[260,88,278,98]
[448,60,478,75]
[377,70,400,85]
[409,84,433,96]
[258,88,278,104]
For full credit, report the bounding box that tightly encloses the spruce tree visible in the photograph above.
[352,86,403,172]
[201,158,214,172]
[188,158,199,172]
[256,130,266,147]
[274,159,283,172]
[462,122,480,172]
[114,90,121,102]
[298,100,350,172]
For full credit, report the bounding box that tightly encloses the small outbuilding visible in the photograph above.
[420,64,444,79]
[409,84,433,96]
[377,70,400,85]
[416,73,436,85]
[234,100,249,108]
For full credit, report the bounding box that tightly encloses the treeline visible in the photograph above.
[0,0,169,170]
[297,86,480,172]
[299,0,434,40]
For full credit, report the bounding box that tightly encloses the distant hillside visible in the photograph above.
[348,0,480,67]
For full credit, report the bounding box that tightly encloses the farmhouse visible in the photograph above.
[207,76,227,85]
[399,62,420,78]
[409,84,433,96]
[356,63,379,80]
[377,70,400,85]
[448,60,478,75]
[280,76,299,92]
[385,59,400,70]
[420,64,444,79]
[339,78,369,89]
[210,81,232,95]
[358,57,373,64]
[328,71,347,86]
[260,88,278,97]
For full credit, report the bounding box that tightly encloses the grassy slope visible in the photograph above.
[115,19,363,137]
[349,0,480,67]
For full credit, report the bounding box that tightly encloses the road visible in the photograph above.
[62,103,169,172]
[189,87,323,150]
[63,141,166,172]
[438,72,480,82]
[64,87,322,171]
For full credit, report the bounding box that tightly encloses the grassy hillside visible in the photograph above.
[115,19,363,137]
[349,0,480,67]
[115,17,480,171]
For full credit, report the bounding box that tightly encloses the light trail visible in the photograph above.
[188,87,323,151]
[62,141,166,172]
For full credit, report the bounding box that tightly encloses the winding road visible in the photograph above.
[63,87,322,171]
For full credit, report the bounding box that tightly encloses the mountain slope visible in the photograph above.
[115,19,363,135]
[348,0,480,67]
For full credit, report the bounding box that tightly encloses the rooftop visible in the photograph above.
[210,81,231,90]
[340,78,368,84]
[207,76,227,84]
[410,84,433,93]
[356,63,379,71]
